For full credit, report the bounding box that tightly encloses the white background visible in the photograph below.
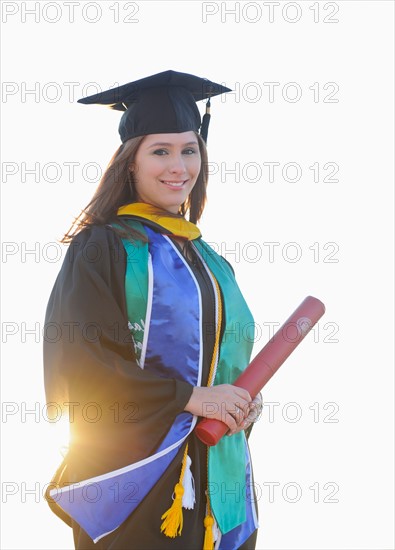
[1,1,394,549]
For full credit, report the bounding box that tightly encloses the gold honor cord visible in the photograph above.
[203,269,223,550]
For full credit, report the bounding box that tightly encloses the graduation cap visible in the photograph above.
[77,70,231,144]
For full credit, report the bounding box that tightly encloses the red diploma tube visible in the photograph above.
[195,295,326,446]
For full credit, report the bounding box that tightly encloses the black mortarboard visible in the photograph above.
[77,70,231,144]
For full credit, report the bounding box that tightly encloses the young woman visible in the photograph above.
[44,70,262,550]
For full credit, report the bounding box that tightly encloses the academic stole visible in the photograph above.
[121,220,258,546]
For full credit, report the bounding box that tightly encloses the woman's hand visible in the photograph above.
[233,392,263,435]
[184,384,252,435]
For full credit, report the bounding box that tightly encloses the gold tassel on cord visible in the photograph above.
[160,444,189,538]
[203,513,215,550]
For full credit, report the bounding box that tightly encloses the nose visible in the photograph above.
[168,153,187,174]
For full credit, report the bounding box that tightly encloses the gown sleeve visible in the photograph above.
[43,224,194,481]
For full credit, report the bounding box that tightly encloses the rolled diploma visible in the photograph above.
[195,295,326,446]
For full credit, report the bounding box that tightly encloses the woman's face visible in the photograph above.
[132,131,201,214]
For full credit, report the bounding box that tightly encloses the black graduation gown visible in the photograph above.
[44,223,257,550]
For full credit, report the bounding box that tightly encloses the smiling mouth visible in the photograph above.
[161,180,187,188]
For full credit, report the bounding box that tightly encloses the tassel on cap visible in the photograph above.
[200,99,211,144]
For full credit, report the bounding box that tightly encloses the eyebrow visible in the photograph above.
[147,141,198,148]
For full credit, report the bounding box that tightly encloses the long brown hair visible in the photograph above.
[62,132,209,243]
